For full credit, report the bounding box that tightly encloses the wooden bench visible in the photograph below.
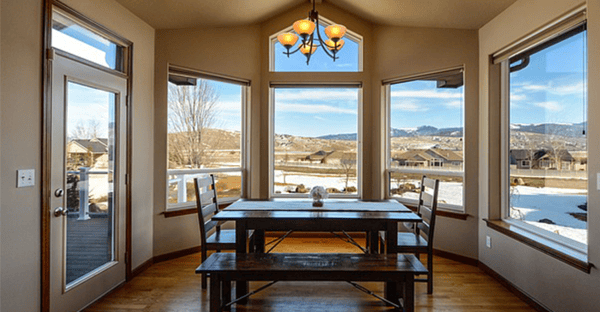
[196,253,427,312]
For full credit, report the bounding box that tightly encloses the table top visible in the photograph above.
[223,198,412,212]
[212,199,420,222]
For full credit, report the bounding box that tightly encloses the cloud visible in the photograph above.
[517,81,585,96]
[215,100,242,111]
[444,100,462,108]
[391,90,462,99]
[392,100,429,112]
[276,103,357,115]
[532,101,562,111]
[510,94,527,102]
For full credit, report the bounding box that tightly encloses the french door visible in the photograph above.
[48,53,127,311]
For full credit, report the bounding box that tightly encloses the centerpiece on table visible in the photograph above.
[309,186,328,207]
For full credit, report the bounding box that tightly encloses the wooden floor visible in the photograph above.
[85,236,536,312]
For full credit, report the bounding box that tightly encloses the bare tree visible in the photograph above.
[544,126,570,170]
[340,152,356,190]
[70,119,101,140]
[168,80,220,169]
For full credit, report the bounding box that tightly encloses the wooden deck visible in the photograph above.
[84,237,536,311]
[66,215,111,284]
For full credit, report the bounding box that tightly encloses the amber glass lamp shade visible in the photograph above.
[300,43,318,55]
[293,19,316,36]
[277,33,299,48]
[325,25,347,41]
[325,39,344,51]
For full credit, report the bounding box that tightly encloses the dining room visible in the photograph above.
[0,0,599,311]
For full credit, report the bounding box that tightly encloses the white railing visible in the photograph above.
[67,167,109,221]
[388,167,464,177]
[167,167,242,210]
[510,169,587,179]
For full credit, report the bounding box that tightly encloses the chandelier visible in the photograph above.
[276,1,347,65]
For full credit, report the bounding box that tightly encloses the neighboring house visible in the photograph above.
[509,149,575,170]
[66,138,109,168]
[392,148,463,168]
[304,150,335,163]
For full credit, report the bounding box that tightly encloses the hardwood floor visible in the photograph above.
[85,237,536,312]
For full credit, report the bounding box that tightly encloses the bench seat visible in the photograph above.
[196,252,427,312]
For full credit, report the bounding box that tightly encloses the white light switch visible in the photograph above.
[597,173,600,191]
[17,169,35,188]
[486,235,492,248]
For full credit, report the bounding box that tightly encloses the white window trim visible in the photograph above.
[499,29,588,253]
[165,66,250,211]
[384,67,466,212]
[268,15,364,72]
[268,85,363,199]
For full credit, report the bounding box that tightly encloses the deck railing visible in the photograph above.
[167,167,242,210]
[67,167,109,221]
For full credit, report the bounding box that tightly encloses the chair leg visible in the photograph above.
[202,249,208,290]
[427,252,433,294]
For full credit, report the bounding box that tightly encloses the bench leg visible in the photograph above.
[222,279,231,311]
[403,275,415,312]
[210,273,221,312]
[384,281,397,303]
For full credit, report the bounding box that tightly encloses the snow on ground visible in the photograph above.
[274,170,357,194]
[394,181,463,206]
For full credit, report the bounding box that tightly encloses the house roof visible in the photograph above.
[114,0,517,30]
[393,149,462,162]
[70,139,108,154]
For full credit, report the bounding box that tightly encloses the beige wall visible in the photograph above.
[479,0,600,311]
[373,26,480,259]
[61,0,156,274]
[153,26,262,256]
[0,0,154,310]
[1,0,43,310]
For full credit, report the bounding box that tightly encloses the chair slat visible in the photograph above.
[200,190,216,205]
[422,177,437,189]
[201,203,217,218]
[421,191,434,207]
[195,176,213,189]
[205,220,218,234]
[419,206,432,223]
[417,222,430,238]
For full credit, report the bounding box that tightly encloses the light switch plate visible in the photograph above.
[597,173,600,191]
[486,235,492,248]
[17,169,35,188]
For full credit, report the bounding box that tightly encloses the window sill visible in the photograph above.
[162,202,234,218]
[483,219,592,273]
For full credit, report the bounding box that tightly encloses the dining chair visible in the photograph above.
[193,174,253,289]
[381,175,440,294]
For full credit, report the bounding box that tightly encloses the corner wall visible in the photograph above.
[373,26,480,259]
[478,0,600,311]
[153,25,262,256]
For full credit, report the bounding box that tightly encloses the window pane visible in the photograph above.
[273,88,359,195]
[52,10,124,71]
[274,22,359,72]
[389,72,464,209]
[167,75,243,207]
[508,28,587,244]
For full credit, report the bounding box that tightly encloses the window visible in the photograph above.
[385,68,465,211]
[166,67,249,210]
[503,23,587,247]
[270,86,361,197]
[52,8,125,72]
[270,16,362,72]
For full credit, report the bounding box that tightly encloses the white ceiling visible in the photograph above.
[114,0,517,30]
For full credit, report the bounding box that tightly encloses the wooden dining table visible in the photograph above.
[211,198,423,301]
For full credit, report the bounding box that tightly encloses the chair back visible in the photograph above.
[414,176,440,251]
[193,174,222,245]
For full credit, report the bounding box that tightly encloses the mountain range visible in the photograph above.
[316,122,587,140]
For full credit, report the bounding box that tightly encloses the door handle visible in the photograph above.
[54,207,68,217]
[54,188,64,197]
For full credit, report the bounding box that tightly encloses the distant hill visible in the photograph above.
[316,122,587,141]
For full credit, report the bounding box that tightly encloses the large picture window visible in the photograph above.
[503,23,587,247]
[386,68,465,211]
[166,67,248,210]
[271,86,361,197]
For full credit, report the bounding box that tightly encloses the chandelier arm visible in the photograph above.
[314,15,338,60]
[284,45,303,56]
[305,33,315,65]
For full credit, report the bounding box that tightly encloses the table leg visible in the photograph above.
[210,273,221,312]
[222,279,231,311]
[368,231,379,254]
[235,221,249,303]
[254,229,265,253]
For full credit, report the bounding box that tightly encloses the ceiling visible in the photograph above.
[114,0,518,30]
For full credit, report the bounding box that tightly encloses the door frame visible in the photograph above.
[41,1,133,311]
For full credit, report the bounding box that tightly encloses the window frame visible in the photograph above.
[268,83,363,199]
[165,65,251,211]
[269,15,364,73]
[384,67,466,212]
[498,22,589,254]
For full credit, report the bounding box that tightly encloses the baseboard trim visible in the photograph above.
[131,258,154,279]
[478,262,551,312]
[154,246,202,264]
[433,249,478,267]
